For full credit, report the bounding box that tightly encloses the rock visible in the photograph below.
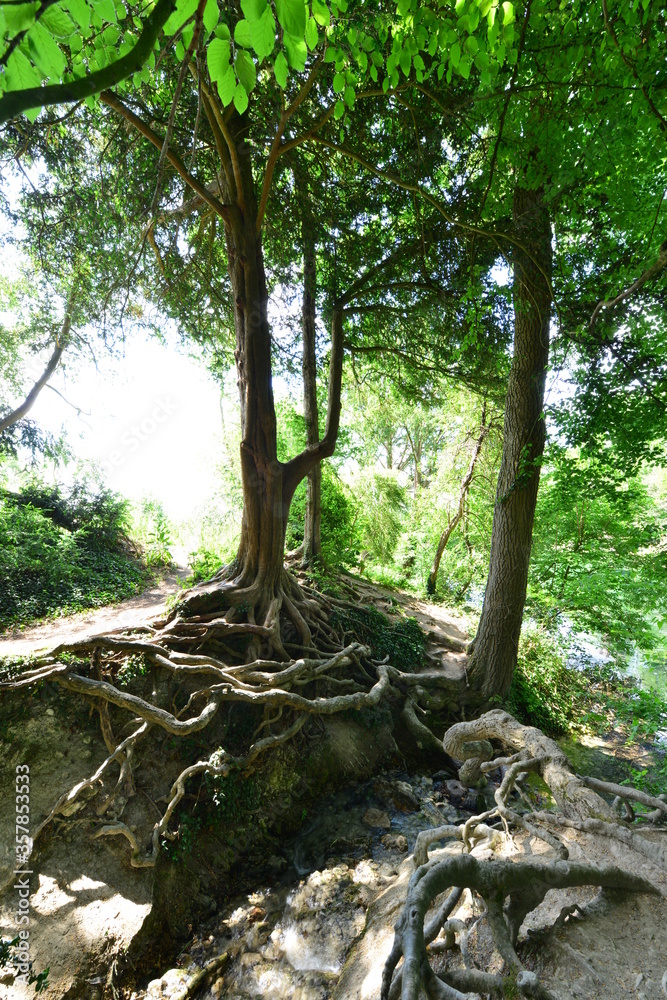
[362,808,391,829]
[373,778,420,811]
[248,906,267,923]
[210,976,226,997]
[381,834,408,852]
[445,779,466,800]
[46,708,55,716]
[145,968,188,998]
[240,951,262,967]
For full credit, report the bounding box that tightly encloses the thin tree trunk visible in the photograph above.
[426,401,488,594]
[301,221,322,566]
[467,184,552,700]
[0,286,76,434]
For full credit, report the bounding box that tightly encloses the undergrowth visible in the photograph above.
[504,623,667,794]
[0,481,149,630]
[330,604,426,672]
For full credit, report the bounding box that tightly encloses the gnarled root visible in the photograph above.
[382,854,658,1000]
[383,709,666,1000]
[0,567,395,872]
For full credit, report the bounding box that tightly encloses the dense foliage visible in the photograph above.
[0,479,147,628]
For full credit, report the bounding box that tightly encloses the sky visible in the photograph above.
[22,332,225,521]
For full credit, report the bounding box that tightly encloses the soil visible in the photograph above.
[0,566,189,659]
[1,570,665,1000]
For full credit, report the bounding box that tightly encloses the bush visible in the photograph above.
[504,624,584,736]
[0,480,147,629]
[286,462,360,567]
[132,497,173,567]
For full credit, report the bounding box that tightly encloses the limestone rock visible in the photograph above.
[362,808,391,829]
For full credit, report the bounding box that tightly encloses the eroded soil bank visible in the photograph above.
[1,577,665,1000]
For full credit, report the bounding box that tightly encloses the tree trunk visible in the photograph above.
[301,221,322,566]
[467,184,552,700]
[226,155,286,599]
[426,401,488,594]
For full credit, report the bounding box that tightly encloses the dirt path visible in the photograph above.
[0,565,189,658]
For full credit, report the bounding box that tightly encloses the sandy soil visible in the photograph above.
[0,566,189,658]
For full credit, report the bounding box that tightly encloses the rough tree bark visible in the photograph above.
[426,401,488,594]
[301,218,323,566]
[177,110,344,622]
[467,184,552,701]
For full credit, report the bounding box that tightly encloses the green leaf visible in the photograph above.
[207,36,231,80]
[90,0,117,22]
[235,18,253,46]
[27,21,66,77]
[214,22,230,38]
[241,0,267,20]
[3,47,42,91]
[203,0,219,34]
[502,1,514,23]
[216,63,236,103]
[234,48,257,91]
[458,53,471,77]
[450,40,461,67]
[332,71,345,92]
[343,83,354,107]
[102,23,120,43]
[3,3,38,34]
[284,32,307,70]
[64,0,91,30]
[275,0,306,38]
[40,6,76,38]
[233,82,249,113]
[162,0,198,35]
[305,16,318,49]
[334,98,344,118]
[399,48,411,76]
[311,0,330,27]
[248,6,275,60]
[273,49,288,86]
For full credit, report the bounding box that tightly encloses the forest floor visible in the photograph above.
[1,570,664,999]
[0,564,189,658]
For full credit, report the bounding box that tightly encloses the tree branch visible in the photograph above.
[0,0,177,125]
[256,53,324,234]
[99,90,231,222]
[0,284,76,433]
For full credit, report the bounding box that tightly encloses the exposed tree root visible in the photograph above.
[382,709,666,1000]
[0,568,404,873]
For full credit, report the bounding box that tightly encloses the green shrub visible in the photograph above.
[504,625,584,736]
[132,497,172,567]
[286,462,360,567]
[0,480,147,629]
[330,604,426,672]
